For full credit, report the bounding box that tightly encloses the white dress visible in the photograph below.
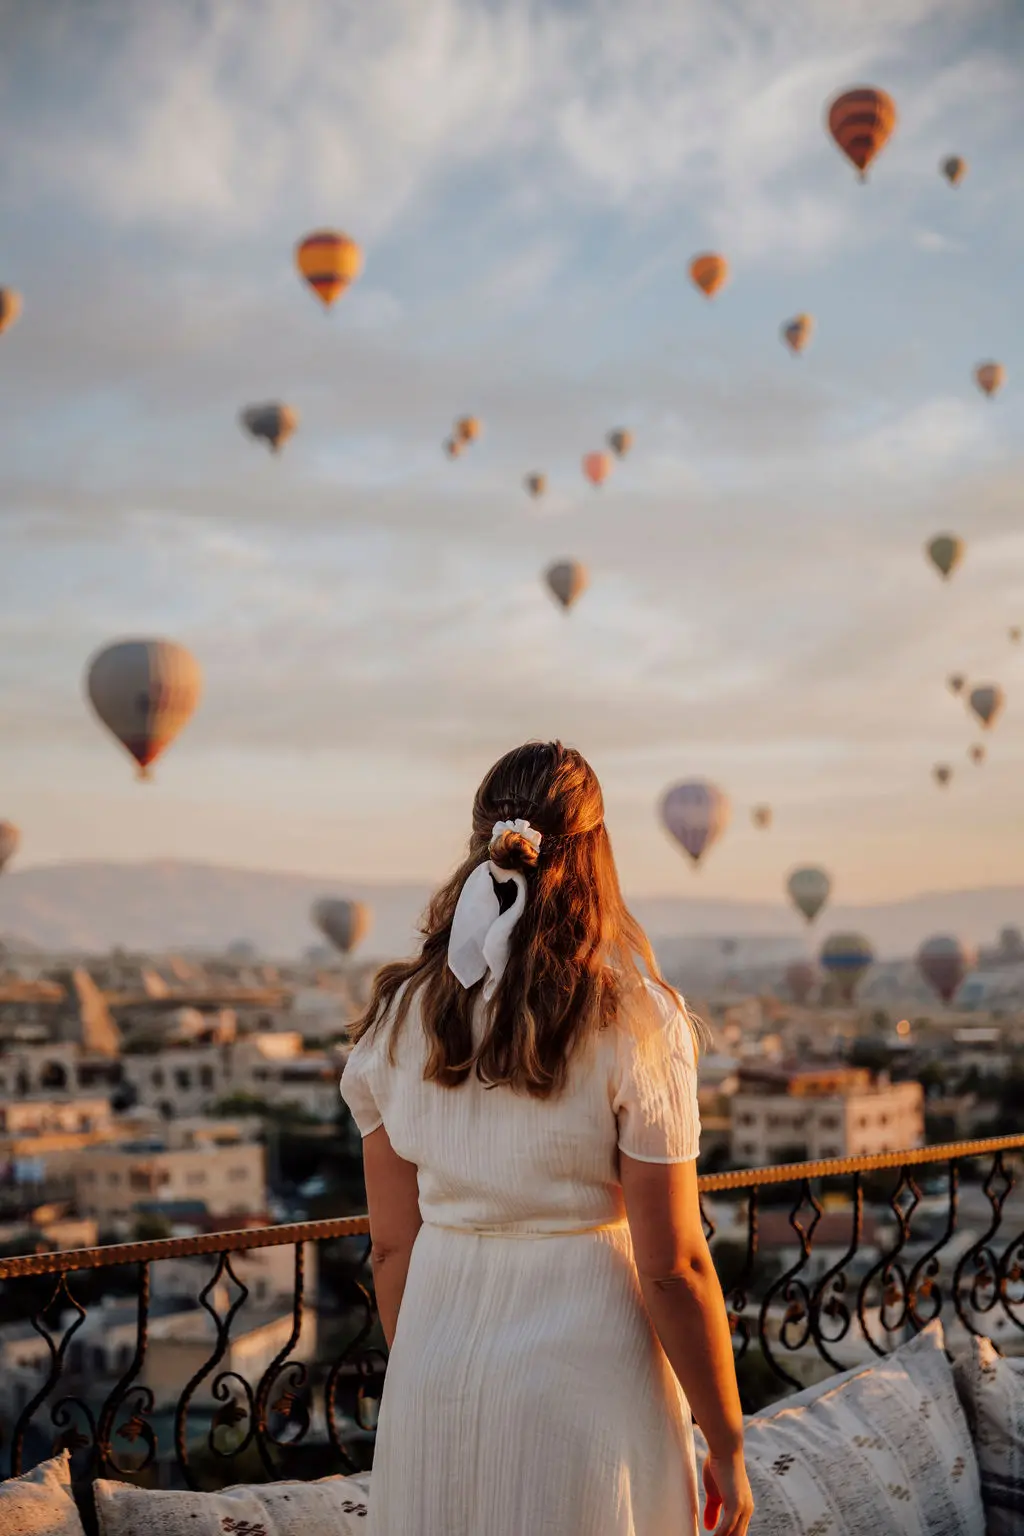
[339,980,703,1536]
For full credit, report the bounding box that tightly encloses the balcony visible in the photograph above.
[0,1134,1021,1493]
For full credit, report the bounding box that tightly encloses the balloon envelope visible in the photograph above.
[933,764,952,787]
[689,253,728,299]
[456,416,481,443]
[969,684,1004,729]
[819,932,874,1002]
[785,961,817,1006]
[975,362,1006,398]
[0,288,21,336]
[295,230,363,307]
[1009,627,1021,644]
[241,403,298,453]
[545,560,588,611]
[969,744,986,765]
[582,452,612,487]
[917,934,971,1002]
[444,437,463,459]
[312,898,372,955]
[947,674,965,696]
[826,86,897,178]
[752,805,772,830]
[927,534,964,580]
[607,429,633,457]
[86,639,202,779]
[781,314,814,354]
[661,781,731,866]
[787,867,831,924]
[942,155,967,186]
[524,473,546,498]
[0,821,20,873]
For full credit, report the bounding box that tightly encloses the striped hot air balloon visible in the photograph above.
[689,253,729,299]
[819,932,874,1003]
[661,781,731,867]
[0,289,22,337]
[86,639,203,780]
[295,230,363,308]
[826,87,897,180]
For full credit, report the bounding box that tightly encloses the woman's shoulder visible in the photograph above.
[609,975,699,1070]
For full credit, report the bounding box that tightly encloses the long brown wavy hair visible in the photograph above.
[351,741,698,1099]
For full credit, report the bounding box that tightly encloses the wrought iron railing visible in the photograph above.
[0,1135,1021,1492]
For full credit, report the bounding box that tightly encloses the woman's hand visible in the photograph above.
[702,1450,754,1535]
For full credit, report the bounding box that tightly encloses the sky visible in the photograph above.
[1,0,1023,904]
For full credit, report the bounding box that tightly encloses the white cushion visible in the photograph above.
[0,1451,85,1536]
[695,1322,983,1535]
[953,1335,1024,1536]
[94,1470,370,1535]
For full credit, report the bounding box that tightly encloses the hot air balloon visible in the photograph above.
[926,534,964,580]
[607,429,633,458]
[444,438,463,459]
[660,781,731,867]
[785,961,817,1006]
[917,935,971,1003]
[933,764,952,788]
[241,403,298,454]
[969,684,1004,729]
[947,673,966,696]
[312,898,372,955]
[0,822,20,874]
[524,474,546,498]
[969,743,986,765]
[0,289,21,337]
[975,362,1006,399]
[295,230,363,308]
[819,932,874,1004]
[689,253,729,299]
[545,560,588,611]
[1010,627,1021,644]
[752,805,772,830]
[85,639,202,780]
[781,315,814,355]
[941,156,967,187]
[826,87,897,180]
[787,867,831,924]
[582,452,612,487]
[455,417,481,444]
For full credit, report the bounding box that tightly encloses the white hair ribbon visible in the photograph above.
[447,821,542,999]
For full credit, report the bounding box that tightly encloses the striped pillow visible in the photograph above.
[953,1336,1024,1536]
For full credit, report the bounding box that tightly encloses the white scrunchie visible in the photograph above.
[447,820,543,999]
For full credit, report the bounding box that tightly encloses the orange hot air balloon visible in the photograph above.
[975,362,1006,399]
[582,452,612,487]
[826,87,897,180]
[0,289,21,337]
[444,437,463,459]
[241,403,298,454]
[295,230,363,308]
[689,253,729,299]
[455,416,481,444]
[781,314,814,354]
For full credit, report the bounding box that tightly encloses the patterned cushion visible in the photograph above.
[694,1323,983,1535]
[93,1471,370,1536]
[0,1451,86,1536]
[953,1335,1024,1536]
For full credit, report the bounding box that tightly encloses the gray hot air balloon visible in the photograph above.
[968,684,1004,729]
[0,822,20,874]
[312,898,372,955]
[545,560,588,611]
[917,934,972,1003]
[661,781,731,866]
[85,639,203,780]
[241,402,299,453]
[787,866,831,924]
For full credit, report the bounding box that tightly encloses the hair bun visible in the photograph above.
[489,827,540,873]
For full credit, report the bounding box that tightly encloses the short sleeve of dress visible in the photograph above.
[339,1032,384,1138]
[612,982,701,1164]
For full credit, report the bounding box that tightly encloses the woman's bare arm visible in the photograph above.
[362,1125,423,1347]
[620,1153,752,1531]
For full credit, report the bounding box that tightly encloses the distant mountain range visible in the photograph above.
[0,860,1023,962]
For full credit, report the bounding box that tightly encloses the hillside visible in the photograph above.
[0,861,1023,960]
